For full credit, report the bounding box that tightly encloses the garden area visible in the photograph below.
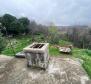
[0,34,91,79]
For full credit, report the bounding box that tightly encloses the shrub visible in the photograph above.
[0,33,6,53]
[85,49,91,56]
[48,24,60,44]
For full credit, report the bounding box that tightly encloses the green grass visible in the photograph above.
[2,34,61,56]
[83,61,91,78]
[73,48,91,78]
[49,39,72,56]
[49,45,60,56]
[1,35,32,56]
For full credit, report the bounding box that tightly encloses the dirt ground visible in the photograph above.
[0,55,91,84]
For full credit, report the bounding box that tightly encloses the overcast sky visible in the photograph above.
[0,0,91,25]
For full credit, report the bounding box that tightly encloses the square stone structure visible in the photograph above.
[23,43,49,69]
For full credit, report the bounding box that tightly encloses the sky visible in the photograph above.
[0,0,91,26]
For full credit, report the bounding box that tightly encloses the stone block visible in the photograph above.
[23,43,49,69]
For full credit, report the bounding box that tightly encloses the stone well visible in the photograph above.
[23,43,49,69]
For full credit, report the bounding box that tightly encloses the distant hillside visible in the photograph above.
[57,25,90,34]
[57,25,89,29]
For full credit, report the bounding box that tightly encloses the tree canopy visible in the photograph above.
[0,14,30,35]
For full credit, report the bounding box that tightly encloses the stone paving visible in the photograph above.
[0,55,91,84]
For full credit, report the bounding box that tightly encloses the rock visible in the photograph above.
[59,47,72,54]
[15,51,25,58]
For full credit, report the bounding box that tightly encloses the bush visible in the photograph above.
[0,33,6,53]
[85,49,91,56]
[34,34,45,42]
[48,24,60,44]
[48,35,59,44]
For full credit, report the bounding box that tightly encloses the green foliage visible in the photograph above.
[49,45,60,56]
[18,17,30,26]
[48,24,60,44]
[73,48,91,78]
[18,17,30,33]
[83,61,91,79]
[59,40,72,46]
[1,35,32,56]
[1,35,60,56]
[0,14,30,35]
[1,14,16,30]
[0,33,6,53]
[34,34,45,42]
[10,20,24,34]
[84,49,91,56]
[0,17,2,23]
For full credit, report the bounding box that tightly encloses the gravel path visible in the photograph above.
[0,55,91,84]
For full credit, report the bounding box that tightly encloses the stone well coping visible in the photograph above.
[23,43,49,53]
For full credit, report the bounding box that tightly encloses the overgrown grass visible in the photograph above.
[1,35,32,56]
[49,45,60,56]
[1,34,60,56]
[1,35,60,56]
[2,36,60,56]
[73,48,91,78]
[59,40,72,46]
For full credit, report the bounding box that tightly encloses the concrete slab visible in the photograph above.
[0,56,91,84]
[15,51,25,58]
[0,55,14,84]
